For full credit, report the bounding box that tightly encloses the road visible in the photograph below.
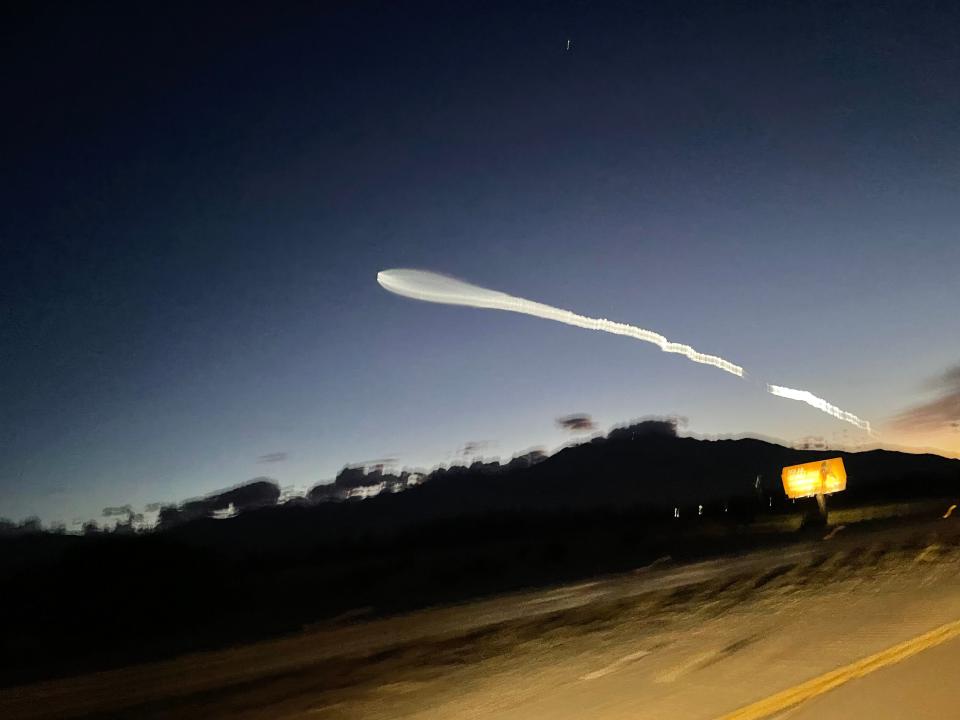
[1,514,958,719]
[716,618,960,720]
[771,633,960,720]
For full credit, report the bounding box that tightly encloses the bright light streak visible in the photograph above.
[378,269,876,433]
[377,269,744,376]
[767,384,873,433]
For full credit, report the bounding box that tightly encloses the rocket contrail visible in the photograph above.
[767,385,873,433]
[377,269,744,376]
[377,268,874,433]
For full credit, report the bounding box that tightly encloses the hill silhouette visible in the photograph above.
[166,421,958,551]
[1,422,957,686]
[156,478,280,530]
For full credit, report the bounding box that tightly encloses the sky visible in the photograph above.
[3,1,959,527]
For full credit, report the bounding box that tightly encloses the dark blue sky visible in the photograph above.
[4,1,960,526]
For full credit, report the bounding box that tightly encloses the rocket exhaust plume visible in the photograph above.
[377,268,874,433]
[377,269,744,376]
[767,385,874,434]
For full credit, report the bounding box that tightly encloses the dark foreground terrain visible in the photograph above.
[1,427,958,688]
[2,511,958,719]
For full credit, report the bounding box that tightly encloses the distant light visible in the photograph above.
[698,504,703,516]
[346,482,387,500]
[674,507,679,519]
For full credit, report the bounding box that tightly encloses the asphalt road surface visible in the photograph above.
[773,634,960,720]
[2,514,958,720]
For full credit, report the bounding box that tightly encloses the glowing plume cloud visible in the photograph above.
[377,269,745,377]
[767,385,874,434]
[378,268,874,433]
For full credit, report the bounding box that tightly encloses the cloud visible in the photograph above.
[891,364,960,432]
[257,452,289,463]
[460,441,490,457]
[102,505,134,517]
[556,413,596,432]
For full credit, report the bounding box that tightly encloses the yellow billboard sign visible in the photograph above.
[781,457,847,499]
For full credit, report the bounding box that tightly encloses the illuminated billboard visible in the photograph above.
[781,457,847,499]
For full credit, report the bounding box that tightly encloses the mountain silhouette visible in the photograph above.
[1,424,956,686]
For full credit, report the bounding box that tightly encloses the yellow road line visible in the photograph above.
[944,504,956,519]
[715,619,960,720]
